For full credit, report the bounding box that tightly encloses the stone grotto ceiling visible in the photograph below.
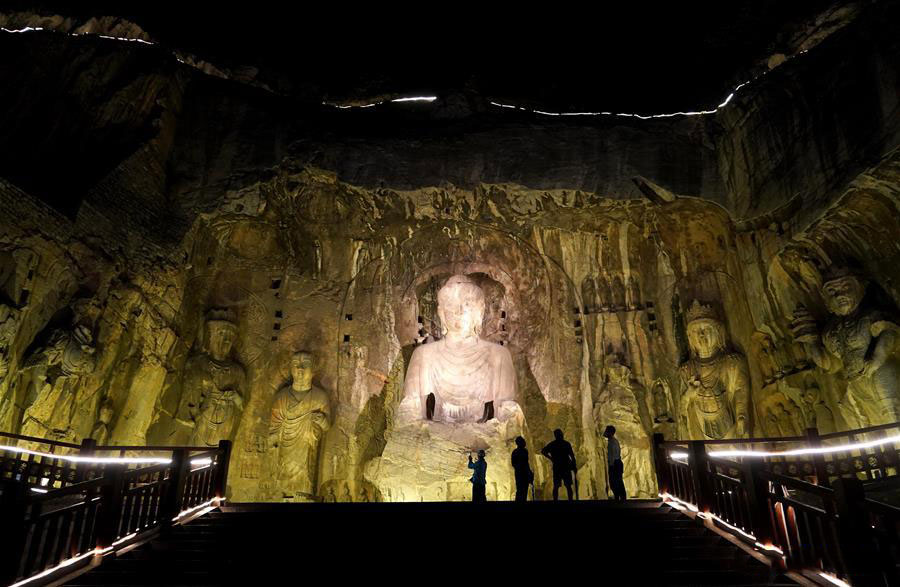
[0,1,898,502]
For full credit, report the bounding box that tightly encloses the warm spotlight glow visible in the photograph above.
[667,433,900,462]
[8,546,112,587]
[172,497,224,522]
[0,444,215,468]
[819,572,852,587]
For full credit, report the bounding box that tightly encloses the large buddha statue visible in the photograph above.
[398,274,519,425]
[367,274,525,501]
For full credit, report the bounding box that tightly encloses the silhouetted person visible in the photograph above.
[541,429,576,501]
[511,436,533,502]
[604,425,626,502]
[468,449,487,502]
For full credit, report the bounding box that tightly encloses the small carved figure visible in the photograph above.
[181,310,246,447]
[597,272,612,312]
[651,380,674,424]
[790,266,900,426]
[800,383,836,434]
[626,275,642,310]
[90,399,114,444]
[678,301,750,440]
[268,351,331,498]
[581,276,598,314]
[752,331,784,386]
[0,304,18,383]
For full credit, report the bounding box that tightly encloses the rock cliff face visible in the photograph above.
[0,2,899,502]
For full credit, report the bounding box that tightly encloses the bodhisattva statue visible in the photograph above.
[181,311,246,447]
[678,301,750,440]
[791,267,900,425]
[268,351,331,498]
[398,274,519,424]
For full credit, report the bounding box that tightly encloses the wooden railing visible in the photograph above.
[0,432,232,587]
[654,424,900,587]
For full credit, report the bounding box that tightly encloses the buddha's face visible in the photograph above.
[823,276,865,316]
[437,277,485,338]
[291,353,313,389]
[208,322,236,360]
[687,319,725,358]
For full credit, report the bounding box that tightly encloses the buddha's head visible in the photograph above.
[290,351,313,390]
[437,275,485,338]
[685,301,727,359]
[207,318,237,361]
[822,268,867,316]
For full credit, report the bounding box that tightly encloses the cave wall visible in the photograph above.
[1,3,900,502]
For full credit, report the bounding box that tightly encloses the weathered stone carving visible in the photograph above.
[397,274,519,424]
[592,357,655,498]
[90,399,114,444]
[180,310,246,447]
[678,301,750,440]
[651,379,675,425]
[791,266,900,426]
[0,304,18,383]
[268,351,331,499]
[366,273,526,501]
[19,324,97,441]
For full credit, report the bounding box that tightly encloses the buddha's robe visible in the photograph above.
[269,385,331,495]
[400,337,517,423]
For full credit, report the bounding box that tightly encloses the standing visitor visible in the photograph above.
[511,436,533,502]
[541,429,577,501]
[604,425,626,501]
[468,449,487,502]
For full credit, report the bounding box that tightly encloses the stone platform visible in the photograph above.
[364,416,524,501]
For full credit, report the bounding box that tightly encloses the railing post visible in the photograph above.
[652,433,670,495]
[214,439,232,500]
[0,480,29,585]
[161,448,190,526]
[76,438,97,484]
[805,427,829,487]
[688,440,713,513]
[743,461,775,547]
[832,476,884,586]
[94,466,126,549]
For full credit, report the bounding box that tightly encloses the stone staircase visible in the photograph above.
[65,501,797,586]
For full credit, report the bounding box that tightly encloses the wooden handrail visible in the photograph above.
[1,438,233,587]
[654,429,900,586]
[0,431,82,449]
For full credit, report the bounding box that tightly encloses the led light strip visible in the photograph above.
[327,96,438,109]
[659,493,784,556]
[819,572,852,587]
[8,546,113,587]
[669,433,900,461]
[172,497,224,522]
[0,444,213,466]
[1,26,152,44]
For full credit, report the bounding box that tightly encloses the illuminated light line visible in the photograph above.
[390,96,437,103]
[660,492,785,556]
[8,546,112,587]
[111,532,138,546]
[669,434,900,461]
[172,497,224,522]
[1,26,154,45]
[0,444,215,466]
[819,572,852,587]
[29,487,48,493]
